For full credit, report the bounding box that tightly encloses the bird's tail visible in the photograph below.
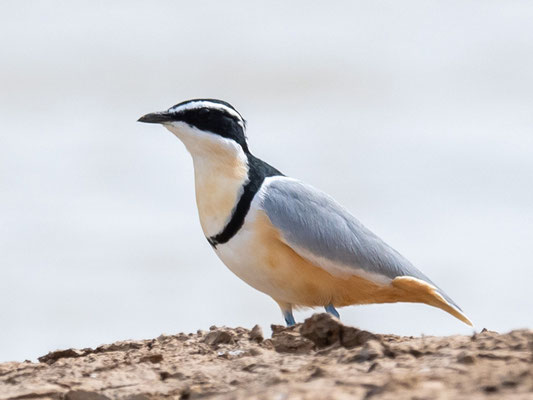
[392,276,473,326]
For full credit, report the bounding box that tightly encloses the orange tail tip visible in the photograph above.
[392,276,474,327]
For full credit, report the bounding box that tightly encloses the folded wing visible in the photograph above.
[259,177,470,324]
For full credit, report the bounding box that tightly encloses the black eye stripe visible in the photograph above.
[171,107,243,126]
[173,108,249,153]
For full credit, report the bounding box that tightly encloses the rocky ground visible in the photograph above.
[1,314,532,400]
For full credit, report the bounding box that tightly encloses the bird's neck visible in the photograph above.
[168,124,282,242]
[187,137,250,238]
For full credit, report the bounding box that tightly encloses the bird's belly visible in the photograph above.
[213,209,405,307]
[214,219,291,302]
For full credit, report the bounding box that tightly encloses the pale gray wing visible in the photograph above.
[260,177,461,310]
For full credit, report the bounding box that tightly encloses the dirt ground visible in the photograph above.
[1,313,532,400]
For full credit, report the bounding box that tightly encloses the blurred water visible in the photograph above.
[1,1,532,362]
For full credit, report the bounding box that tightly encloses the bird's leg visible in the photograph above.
[275,300,295,327]
[324,304,340,319]
[283,310,296,326]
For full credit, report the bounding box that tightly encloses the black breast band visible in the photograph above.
[207,154,282,248]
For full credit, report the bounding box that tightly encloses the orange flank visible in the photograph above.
[252,211,473,326]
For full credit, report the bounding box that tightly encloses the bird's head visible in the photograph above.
[138,99,249,155]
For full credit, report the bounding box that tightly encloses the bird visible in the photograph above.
[138,98,472,327]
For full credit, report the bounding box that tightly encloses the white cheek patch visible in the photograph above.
[164,122,239,156]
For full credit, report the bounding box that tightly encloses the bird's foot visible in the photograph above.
[325,304,340,319]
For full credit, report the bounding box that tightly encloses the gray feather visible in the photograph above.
[260,178,461,310]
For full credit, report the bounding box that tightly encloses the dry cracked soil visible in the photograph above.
[1,314,532,400]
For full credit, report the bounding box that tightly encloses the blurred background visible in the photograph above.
[1,1,532,362]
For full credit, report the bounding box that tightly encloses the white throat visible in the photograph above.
[165,122,249,237]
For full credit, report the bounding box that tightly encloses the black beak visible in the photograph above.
[137,111,174,124]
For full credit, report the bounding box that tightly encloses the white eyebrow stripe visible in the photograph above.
[169,101,245,129]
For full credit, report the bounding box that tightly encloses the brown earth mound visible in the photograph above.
[1,314,532,399]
